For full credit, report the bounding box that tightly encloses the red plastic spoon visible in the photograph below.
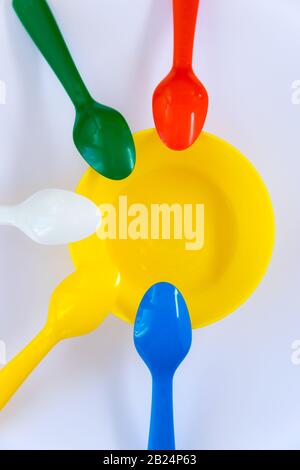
[153,0,208,151]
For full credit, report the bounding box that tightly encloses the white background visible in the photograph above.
[0,0,300,450]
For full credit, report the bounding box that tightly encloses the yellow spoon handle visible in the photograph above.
[0,326,57,411]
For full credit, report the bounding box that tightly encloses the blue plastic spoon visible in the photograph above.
[134,282,192,450]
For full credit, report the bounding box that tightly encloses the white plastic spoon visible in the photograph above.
[0,189,101,245]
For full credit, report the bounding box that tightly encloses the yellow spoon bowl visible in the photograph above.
[70,129,275,329]
[0,267,119,410]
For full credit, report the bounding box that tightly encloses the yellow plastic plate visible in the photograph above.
[70,129,275,328]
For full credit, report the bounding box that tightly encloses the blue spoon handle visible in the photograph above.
[148,373,175,450]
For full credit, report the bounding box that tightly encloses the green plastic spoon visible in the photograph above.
[13,0,135,180]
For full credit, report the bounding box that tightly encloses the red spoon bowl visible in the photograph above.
[153,67,208,151]
[153,0,208,151]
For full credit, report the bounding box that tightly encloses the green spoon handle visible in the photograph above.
[13,0,92,109]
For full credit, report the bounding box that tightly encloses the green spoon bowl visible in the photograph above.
[13,0,135,180]
[74,101,135,180]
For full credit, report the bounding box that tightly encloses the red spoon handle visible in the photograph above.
[173,0,200,69]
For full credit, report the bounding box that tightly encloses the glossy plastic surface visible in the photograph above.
[70,129,275,329]
[0,189,101,245]
[153,0,208,151]
[13,0,135,180]
[134,283,192,450]
[0,267,119,410]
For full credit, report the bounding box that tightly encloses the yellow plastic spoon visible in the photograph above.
[0,266,119,410]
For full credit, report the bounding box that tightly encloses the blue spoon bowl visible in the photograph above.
[134,282,192,450]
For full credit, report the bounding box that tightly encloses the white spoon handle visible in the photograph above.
[0,206,16,226]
